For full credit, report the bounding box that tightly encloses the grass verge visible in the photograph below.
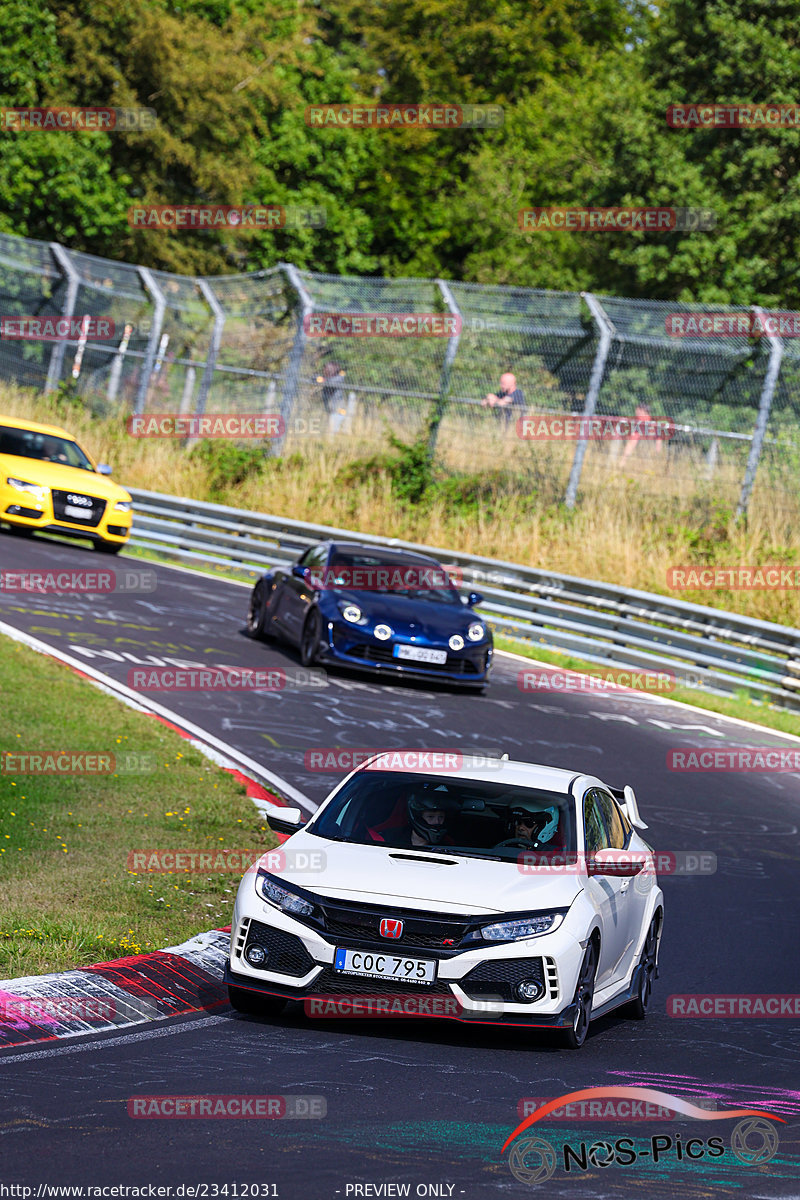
[0,635,278,978]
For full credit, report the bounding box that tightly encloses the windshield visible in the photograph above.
[308,771,577,861]
[0,425,95,471]
[324,551,461,604]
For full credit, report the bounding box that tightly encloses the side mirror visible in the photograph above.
[587,847,650,877]
[96,463,113,475]
[621,785,648,830]
[266,807,306,835]
[291,564,308,579]
[466,591,484,607]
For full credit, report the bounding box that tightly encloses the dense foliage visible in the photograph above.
[1,0,799,303]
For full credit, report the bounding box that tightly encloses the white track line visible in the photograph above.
[495,645,800,743]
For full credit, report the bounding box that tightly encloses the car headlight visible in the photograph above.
[374,623,392,640]
[449,634,465,651]
[7,477,48,500]
[467,622,485,642]
[341,603,363,624]
[114,501,132,512]
[478,913,565,941]
[257,872,316,917]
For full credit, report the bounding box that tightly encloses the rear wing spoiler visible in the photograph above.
[609,785,648,830]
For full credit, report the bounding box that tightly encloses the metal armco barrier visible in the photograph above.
[128,487,800,713]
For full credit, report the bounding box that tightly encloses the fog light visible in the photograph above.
[516,979,544,1002]
[246,944,268,967]
[374,624,392,640]
[449,634,465,651]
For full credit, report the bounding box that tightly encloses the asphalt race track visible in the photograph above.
[1,533,799,1198]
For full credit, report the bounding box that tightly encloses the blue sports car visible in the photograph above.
[246,541,493,690]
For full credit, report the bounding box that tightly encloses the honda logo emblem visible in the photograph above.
[379,918,403,939]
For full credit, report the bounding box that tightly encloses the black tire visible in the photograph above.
[247,581,272,640]
[227,985,287,1018]
[300,608,322,667]
[95,540,123,555]
[620,915,660,1020]
[556,940,598,1049]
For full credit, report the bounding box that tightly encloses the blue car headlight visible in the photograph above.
[338,601,367,625]
[449,634,465,651]
[467,622,485,642]
[374,623,392,640]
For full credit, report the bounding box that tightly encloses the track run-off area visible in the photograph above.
[1,533,799,1198]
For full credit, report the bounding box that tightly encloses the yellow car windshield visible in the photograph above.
[0,425,95,471]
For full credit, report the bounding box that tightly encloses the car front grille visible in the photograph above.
[244,919,316,977]
[309,968,453,996]
[459,957,546,1002]
[51,490,106,528]
[319,899,475,955]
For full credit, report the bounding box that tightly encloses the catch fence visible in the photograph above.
[0,231,797,516]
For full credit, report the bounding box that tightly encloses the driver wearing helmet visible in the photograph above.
[495,804,559,850]
[381,791,455,849]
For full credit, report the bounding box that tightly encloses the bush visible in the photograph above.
[188,439,266,500]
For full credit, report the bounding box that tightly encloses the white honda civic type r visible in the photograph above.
[225,755,664,1048]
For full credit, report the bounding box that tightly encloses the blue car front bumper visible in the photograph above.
[320,622,492,685]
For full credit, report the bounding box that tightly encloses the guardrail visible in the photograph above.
[128,487,800,712]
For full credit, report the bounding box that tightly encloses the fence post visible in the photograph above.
[134,267,166,416]
[45,243,80,393]
[194,279,225,419]
[427,279,462,460]
[564,293,614,509]
[736,306,783,519]
[276,263,313,456]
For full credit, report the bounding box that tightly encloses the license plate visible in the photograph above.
[64,503,92,519]
[393,645,447,665]
[333,947,437,984]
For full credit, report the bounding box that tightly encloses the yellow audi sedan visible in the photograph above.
[0,416,132,554]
